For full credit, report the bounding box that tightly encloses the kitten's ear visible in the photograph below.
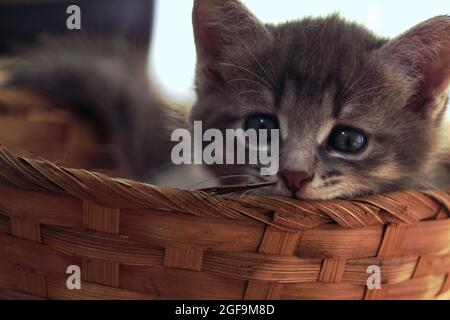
[380,16,450,116]
[192,0,271,65]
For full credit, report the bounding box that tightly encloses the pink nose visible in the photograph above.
[280,170,314,193]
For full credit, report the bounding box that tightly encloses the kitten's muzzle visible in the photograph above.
[279,170,314,194]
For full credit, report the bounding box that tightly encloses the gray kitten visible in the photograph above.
[189,0,450,199]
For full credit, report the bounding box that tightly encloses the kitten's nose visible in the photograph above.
[280,170,314,193]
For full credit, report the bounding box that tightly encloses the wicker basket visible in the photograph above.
[0,88,126,177]
[0,90,450,300]
[0,147,450,300]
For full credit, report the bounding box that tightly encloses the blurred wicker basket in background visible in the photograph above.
[0,87,449,300]
[0,87,126,177]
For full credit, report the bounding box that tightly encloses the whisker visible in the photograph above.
[347,85,394,99]
[237,90,269,102]
[345,92,399,106]
[268,61,280,90]
[240,40,278,89]
[201,181,277,195]
[345,84,402,104]
[220,62,272,90]
[229,78,269,91]
[235,187,265,198]
[180,174,260,190]
[141,162,179,179]
[407,175,439,191]
[343,62,373,97]
[345,61,359,90]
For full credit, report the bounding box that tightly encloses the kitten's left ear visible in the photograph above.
[380,16,450,117]
[192,0,272,92]
[192,0,271,62]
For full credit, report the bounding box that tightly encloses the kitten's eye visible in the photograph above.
[327,126,367,154]
[245,114,279,136]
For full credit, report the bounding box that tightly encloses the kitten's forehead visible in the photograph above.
[279,80,334,135]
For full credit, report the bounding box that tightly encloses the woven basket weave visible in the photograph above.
[0,89,450,300]
[0,145,449,300]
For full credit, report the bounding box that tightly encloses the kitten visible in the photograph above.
[189,0,450,199]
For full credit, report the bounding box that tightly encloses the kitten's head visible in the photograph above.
[189,0,450,199]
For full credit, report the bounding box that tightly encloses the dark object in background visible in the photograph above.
[0,0,155,54]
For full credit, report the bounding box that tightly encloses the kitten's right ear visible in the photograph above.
[380,16,450,117]
[192,0,271,82]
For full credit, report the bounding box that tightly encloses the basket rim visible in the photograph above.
[0,144,449,230]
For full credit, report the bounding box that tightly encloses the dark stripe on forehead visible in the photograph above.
[274,70,302,110]
[273,77,286,110]
[332,90,345,118]
[331,78,345,118]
